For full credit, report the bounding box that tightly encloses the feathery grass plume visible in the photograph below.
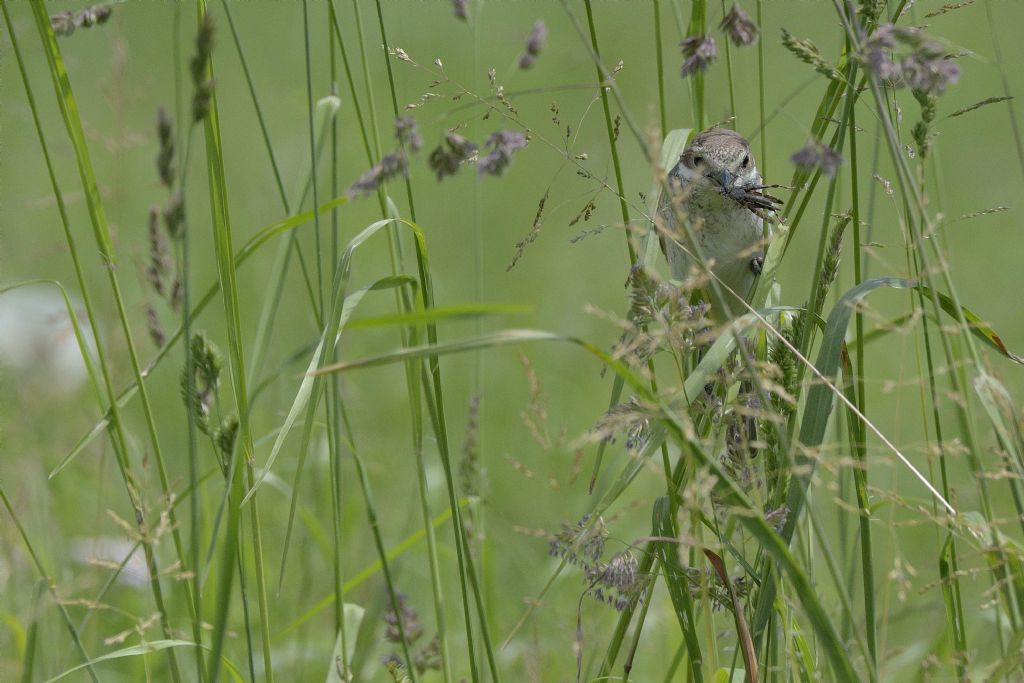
[50,4,113,37]
[459,394,485,499]
[146,306,165,348]
[618,268,711,363]
[680,34,718,77]
[155,108,175,189]
[518,20,548,69]
[549,514,608,567]
[189,13,215,122]
[180,331,222,434]
[383,592,423,644]
[790,141,843,177]
[584,550,648,612]
[586,398,657,453]
[506,190,548,271]
[346,152,408,198]
[719,3,759,47]
[427,131,478,181]
[478,129,528,177]
[146,206,172,296]
[780,28,841,81]
[451,0,467,21]
[394,116,422,153]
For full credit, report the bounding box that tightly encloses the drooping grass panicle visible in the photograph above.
[451,0,468,22]
[478,129,529,177]
[790,140,844,177]
[428,131,478,181]
[518,20,548,70]
[346,151,409,198]
[680,34,718,78]
[395,115,423,153]
[719,3,759,48]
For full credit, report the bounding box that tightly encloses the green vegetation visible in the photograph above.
[2,0,1024,680]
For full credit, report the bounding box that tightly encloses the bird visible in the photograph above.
[657,128,780,320]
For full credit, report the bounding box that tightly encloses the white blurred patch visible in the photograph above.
[0,285,97,397]
[70,536,150,589]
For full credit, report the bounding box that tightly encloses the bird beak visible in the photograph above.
[708,169,735,188]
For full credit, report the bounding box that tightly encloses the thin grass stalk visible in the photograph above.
[178,184,208,683]
[417,321,497,683]
[192,2,272,679]
[907,127,973,682]
[219,0,289,212]
[365,7,456,668]
[20,581,44,683]
[358,1,492,675]
[328,2,375,165]
[566,7,797,672]
[834,3,1003,664]
[404,327,454,683]
[303,0,326,319]
[338,400,421,680]
[720,0,737,127]
[164,34,212,683]
[755,0,766,174]
[0,482,98,682]
[686,0,707,130]
[622,567,658,678]
[220,0,333,397]
[581,0,635,262]
[845,90,877,678]
[23,3,187,677]
[654,0,667,136]
[839,10,996,678]
[55,194,348,478]
[470,0,495,644]
[748,43,859,645]
[325,1,352,672]
[983,0,1024,184]
[372,0,419,221]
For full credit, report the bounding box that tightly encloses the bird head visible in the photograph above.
[669,128,759,193]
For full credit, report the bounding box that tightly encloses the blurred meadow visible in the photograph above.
[3,0,1024,680]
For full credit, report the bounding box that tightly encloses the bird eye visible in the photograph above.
[741,155,750,169]
[692,156,704,167]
